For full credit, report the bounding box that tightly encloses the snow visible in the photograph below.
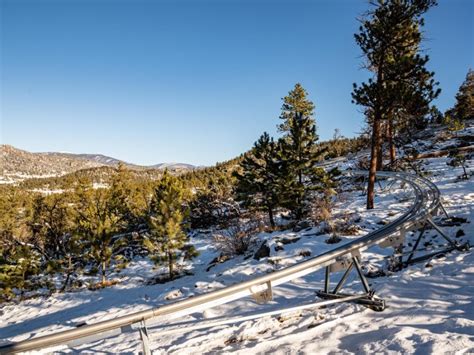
[30,189,65,195]
[1,124,473,354]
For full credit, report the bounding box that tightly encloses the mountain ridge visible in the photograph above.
[1,144,197,182]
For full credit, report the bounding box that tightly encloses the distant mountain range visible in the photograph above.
[0,145,197,181]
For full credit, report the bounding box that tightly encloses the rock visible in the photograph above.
[455,229,465,238]
[326,235,341,244]
[298,249,311,257]
[274,245,284,252]
[254,241,270,260]
[164,289,183,300]
[279,237,301,245]
[206,253,230,272]
[437,217,468,227]
[293,220,312,232]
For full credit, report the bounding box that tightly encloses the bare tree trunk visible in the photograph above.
[268,206,275,228]
[367,119,381,209]
[376,121,384,171]
[368,44,386,210]
[388,119,396,166]
[168,251,174,280]
[61,256,72,292]
[101,261,106,284]
[376,141,383,170]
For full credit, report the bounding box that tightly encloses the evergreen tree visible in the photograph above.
[234,132,283,227]
[352,0,439,209]
[28,193,82,291]
[279,83,315,133]
[145,171,191,280]
[74,180,127,284]
[189,174,240,229]
[0,243,40,301]
[451,69,474,121]
[29,194,73,262]
[109,162,141,230]
[278,84,324,219]
[0,188,40,301]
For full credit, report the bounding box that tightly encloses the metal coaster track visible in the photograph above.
[0,170,468,354]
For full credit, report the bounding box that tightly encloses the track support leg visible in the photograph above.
[324,266,330,293]
[333,262,354,294]
[138,320,151,355]
[318,256,385,311]
[405,223,427,265]
[353,256,370,293]
[400,218,469,268]
[438,201,450,219]
[427,218,456,246]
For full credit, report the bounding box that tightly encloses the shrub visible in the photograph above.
[213,222,263,257]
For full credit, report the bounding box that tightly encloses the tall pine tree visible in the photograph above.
[352,0,439,209]
[450,69,474,121]
[279,83,315,133]
[279,84,323,219]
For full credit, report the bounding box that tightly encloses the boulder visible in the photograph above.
[254,241,270,260]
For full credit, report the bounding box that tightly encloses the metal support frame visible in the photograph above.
[324,266,330,293]
[353,256,370,293]
[405,223,427,265]
[427,218,456,245]
[317,255,385,312]
[438,201,450,219]
[397,213,469,269]
[333,261,354,294]
[138,321,151,355]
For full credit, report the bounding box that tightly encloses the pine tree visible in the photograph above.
[187,162,240,229]
[0,188,40,301]
[29,194,73,261]
[28,193,82,291]
[234,132,283,227]
[74,180,126,284]
[109,162,140,230]
[279,83,315,133]
[451,69,474,121]
[145,171,191,280]
[352,0,439,209]
[278,84,324,219]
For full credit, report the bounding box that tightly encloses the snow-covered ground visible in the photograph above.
[1,125,473,354]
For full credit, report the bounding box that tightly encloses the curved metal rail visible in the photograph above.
[0,170,459,354]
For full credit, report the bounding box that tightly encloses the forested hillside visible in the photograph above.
[0,145,196,184]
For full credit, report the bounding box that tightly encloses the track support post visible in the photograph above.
[138,320,151,355]
[317,254,385,312]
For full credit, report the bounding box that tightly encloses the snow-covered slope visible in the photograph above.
[1,125,473,354]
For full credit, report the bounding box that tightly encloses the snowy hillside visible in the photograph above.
[0,124,473,354]
[0,145,197,184]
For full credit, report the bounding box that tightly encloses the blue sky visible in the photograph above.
[1,0,473,166]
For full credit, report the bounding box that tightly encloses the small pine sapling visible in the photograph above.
[447,152,469,180]
[145,171,193,280]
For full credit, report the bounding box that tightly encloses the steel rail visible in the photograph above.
[0,170,442,354]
